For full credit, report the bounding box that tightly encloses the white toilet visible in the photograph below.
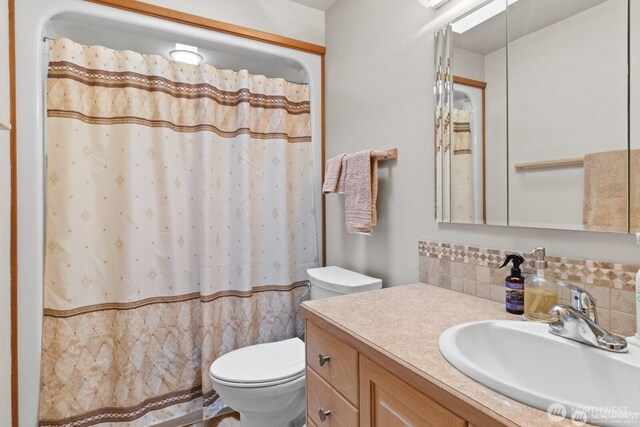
[209,266,382,427]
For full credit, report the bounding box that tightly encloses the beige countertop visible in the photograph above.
[301,283,578,427]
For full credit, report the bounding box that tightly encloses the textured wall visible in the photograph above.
[324,0,639,287]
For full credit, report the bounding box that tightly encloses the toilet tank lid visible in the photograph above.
[307,266,382,293]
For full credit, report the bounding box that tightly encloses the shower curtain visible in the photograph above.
[435,106,451,221]
[40,38,318,426]
[451,108,473,223]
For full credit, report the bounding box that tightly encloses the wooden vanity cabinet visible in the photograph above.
[359,356,466,427]
[305,319,471,427]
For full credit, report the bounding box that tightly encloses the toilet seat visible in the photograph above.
[209,338,305,389]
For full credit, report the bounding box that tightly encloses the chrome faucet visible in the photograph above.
[559,281,598,323]
[548,283,627,353]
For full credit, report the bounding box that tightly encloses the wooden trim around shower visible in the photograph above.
[8,2,327,426]
[9,0,18,424]
[85,0,326,55]
[453,75,487,224]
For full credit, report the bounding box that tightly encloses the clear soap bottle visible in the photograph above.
[524,247,559,323]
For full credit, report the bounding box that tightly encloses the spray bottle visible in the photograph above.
[500,254,525,315]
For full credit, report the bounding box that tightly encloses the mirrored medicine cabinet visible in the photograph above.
[434,0,639,233]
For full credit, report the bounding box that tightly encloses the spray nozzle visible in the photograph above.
[500,253,525,278]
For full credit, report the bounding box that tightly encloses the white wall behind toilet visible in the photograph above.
[324,0,640,286]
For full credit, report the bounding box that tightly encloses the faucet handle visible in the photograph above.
[549,304,627,353]
[559,282,598,324]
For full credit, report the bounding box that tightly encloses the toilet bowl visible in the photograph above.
[209,266,382,426]
[209,338,306,427]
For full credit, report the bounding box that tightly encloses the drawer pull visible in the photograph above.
[318,353,331,366]
[318,408,332,422]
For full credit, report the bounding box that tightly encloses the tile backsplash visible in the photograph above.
[418,241,638,336]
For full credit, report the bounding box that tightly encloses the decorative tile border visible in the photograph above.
[419,241,639,290]
[418,240,639,336]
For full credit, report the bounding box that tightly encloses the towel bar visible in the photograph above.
[372,148,398,160]
[514,157,583,171]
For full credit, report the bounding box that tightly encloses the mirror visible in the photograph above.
[435,0,633,233]
[508,0,628,232]
[435,0,508,225]
[631,0,640,234]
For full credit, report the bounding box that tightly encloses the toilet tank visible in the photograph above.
[307,266,382,300]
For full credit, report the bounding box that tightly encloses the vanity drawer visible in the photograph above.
[306,320,359,406]
[307,367,359,427]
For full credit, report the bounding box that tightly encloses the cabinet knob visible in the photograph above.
[318,353,331,367]
[318,408,332,422]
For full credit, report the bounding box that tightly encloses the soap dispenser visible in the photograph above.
[499,254,525,315]
[524,247,559,323]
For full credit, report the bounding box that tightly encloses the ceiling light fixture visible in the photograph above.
[452,0,519,33]
[169,43,204,65]
[418,0,452,9]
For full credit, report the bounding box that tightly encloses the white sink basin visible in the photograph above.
[439,320,640,426]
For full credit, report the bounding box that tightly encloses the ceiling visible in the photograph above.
[288,0,338,11]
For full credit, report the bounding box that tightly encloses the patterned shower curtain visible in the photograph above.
[40,38,318,426]
[451,108,473,223]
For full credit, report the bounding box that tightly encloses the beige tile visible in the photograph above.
[490,268,507,286]
[450,261,465,278]
[476,266,491,284]
[419,256,428,277]
[476,282,491,300]
[610,288,635,315]
[439,274,452,290]
[419,269,429,285]
[428,272,441,288]
[463,263,476,280]
[425,256,439,272]
[610,311,636,336]
[585,284,610,309]
[438,258,451,275]
[490,285,505,303]
[597,308,610,330]
[463,279,477,296]
[451,276,464,293]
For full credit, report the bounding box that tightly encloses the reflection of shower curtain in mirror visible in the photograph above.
[40,38,318,426]
[452,108,473,223]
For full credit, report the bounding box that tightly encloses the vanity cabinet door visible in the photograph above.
[359,356,467,427]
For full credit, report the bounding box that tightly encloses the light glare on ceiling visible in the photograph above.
[452,0,519,33]
[169,43,204,65]
[418,0,452,9]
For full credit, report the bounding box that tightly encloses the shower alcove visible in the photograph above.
[13,2,323,424]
